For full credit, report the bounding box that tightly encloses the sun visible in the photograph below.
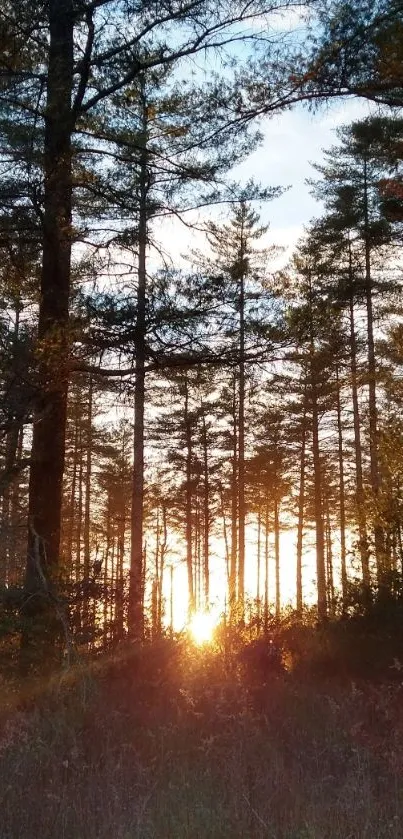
[188,610,217,645]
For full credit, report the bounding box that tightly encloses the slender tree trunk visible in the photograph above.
[229,374,238,620]
[256,500,261,627]
[2,305,22,584]
[83,378,92,581]
[24,0,74,650]
[2,422,21,584]
[308,278,327,622]
[325,500,335,616]
[129,91,148,639]
[76,423,83,584]
[335,363,348,610]
[83,377,93,626]
[264,493,270,633]
[202,413,210,607]
[157,503,167,633]
[220,485,230,593]
[274,498,280,619]
[363,159,385,583]
[66,403,78,573]
[9,426,24,584]
[238,251,246,617]
[348,241,370,593]
[184,376,195,616]
[296,397,307,616]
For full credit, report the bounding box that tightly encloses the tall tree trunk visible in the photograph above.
[83,377,93,626]
[157,503,167,633]
[238,248,246,617]
[129,89,148,639]
[325,500,335,616]
[76,422,83,584]
[220,485,230,594]
[229,374,238,620]
[264,492,269,633]
[24,0,74,651]
[308,278,327,622]
[202,412,210,607]
[296,396,307,616]
[184,375,195,616]
[66,402,78,573]
[348,240,370,594]
[274,498,280,619]
[335,363,348,610]
[256,500,261,627]
[363,159,384,583]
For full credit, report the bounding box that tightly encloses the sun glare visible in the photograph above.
[188,611,217,645]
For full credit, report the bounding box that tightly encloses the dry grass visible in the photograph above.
[1,639,403,838]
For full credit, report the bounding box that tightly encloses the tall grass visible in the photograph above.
[1,639,403,838]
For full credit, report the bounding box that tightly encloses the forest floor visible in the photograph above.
[1,637,403,839]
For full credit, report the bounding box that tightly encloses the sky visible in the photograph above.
[231,96,374,253]
[154,95,374,272]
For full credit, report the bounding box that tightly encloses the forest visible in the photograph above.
[0,1,403,837]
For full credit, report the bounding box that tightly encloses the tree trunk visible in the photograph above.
[202,412,210,607]
[296,397,307,616]
[348,240,370,594]
[274,498,280,619]
[184,375,195,616]
[308,278,327,622]
[264,493,269,633]
[83,377,93,626]
[129,90,148,639]
[24,0,74,652]
[229,373,238,620]
[238,245,246,617]
[335,363,348,610]
[256,500,261,627]
[363,159,385,583]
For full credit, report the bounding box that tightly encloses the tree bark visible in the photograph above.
[348,240,370,593]
[308,276,327,622]
[184,375,195,617]
[24,0,74,653]
[201,412,210,607]
[129,87,148,639]
[238,233,246,616]
[363,158,385,583]
[229,373,238,620]
[296,396,307,616]
[335,363,348,610]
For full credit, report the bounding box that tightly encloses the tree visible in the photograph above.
[0,0,302,649]
[307,0,403,107]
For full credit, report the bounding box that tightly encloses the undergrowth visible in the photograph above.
[1,630,403,838]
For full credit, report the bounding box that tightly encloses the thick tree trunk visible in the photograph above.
[24,0,73,653]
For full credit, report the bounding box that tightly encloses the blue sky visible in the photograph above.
[233,96,374,254]
[155,95,374,269]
